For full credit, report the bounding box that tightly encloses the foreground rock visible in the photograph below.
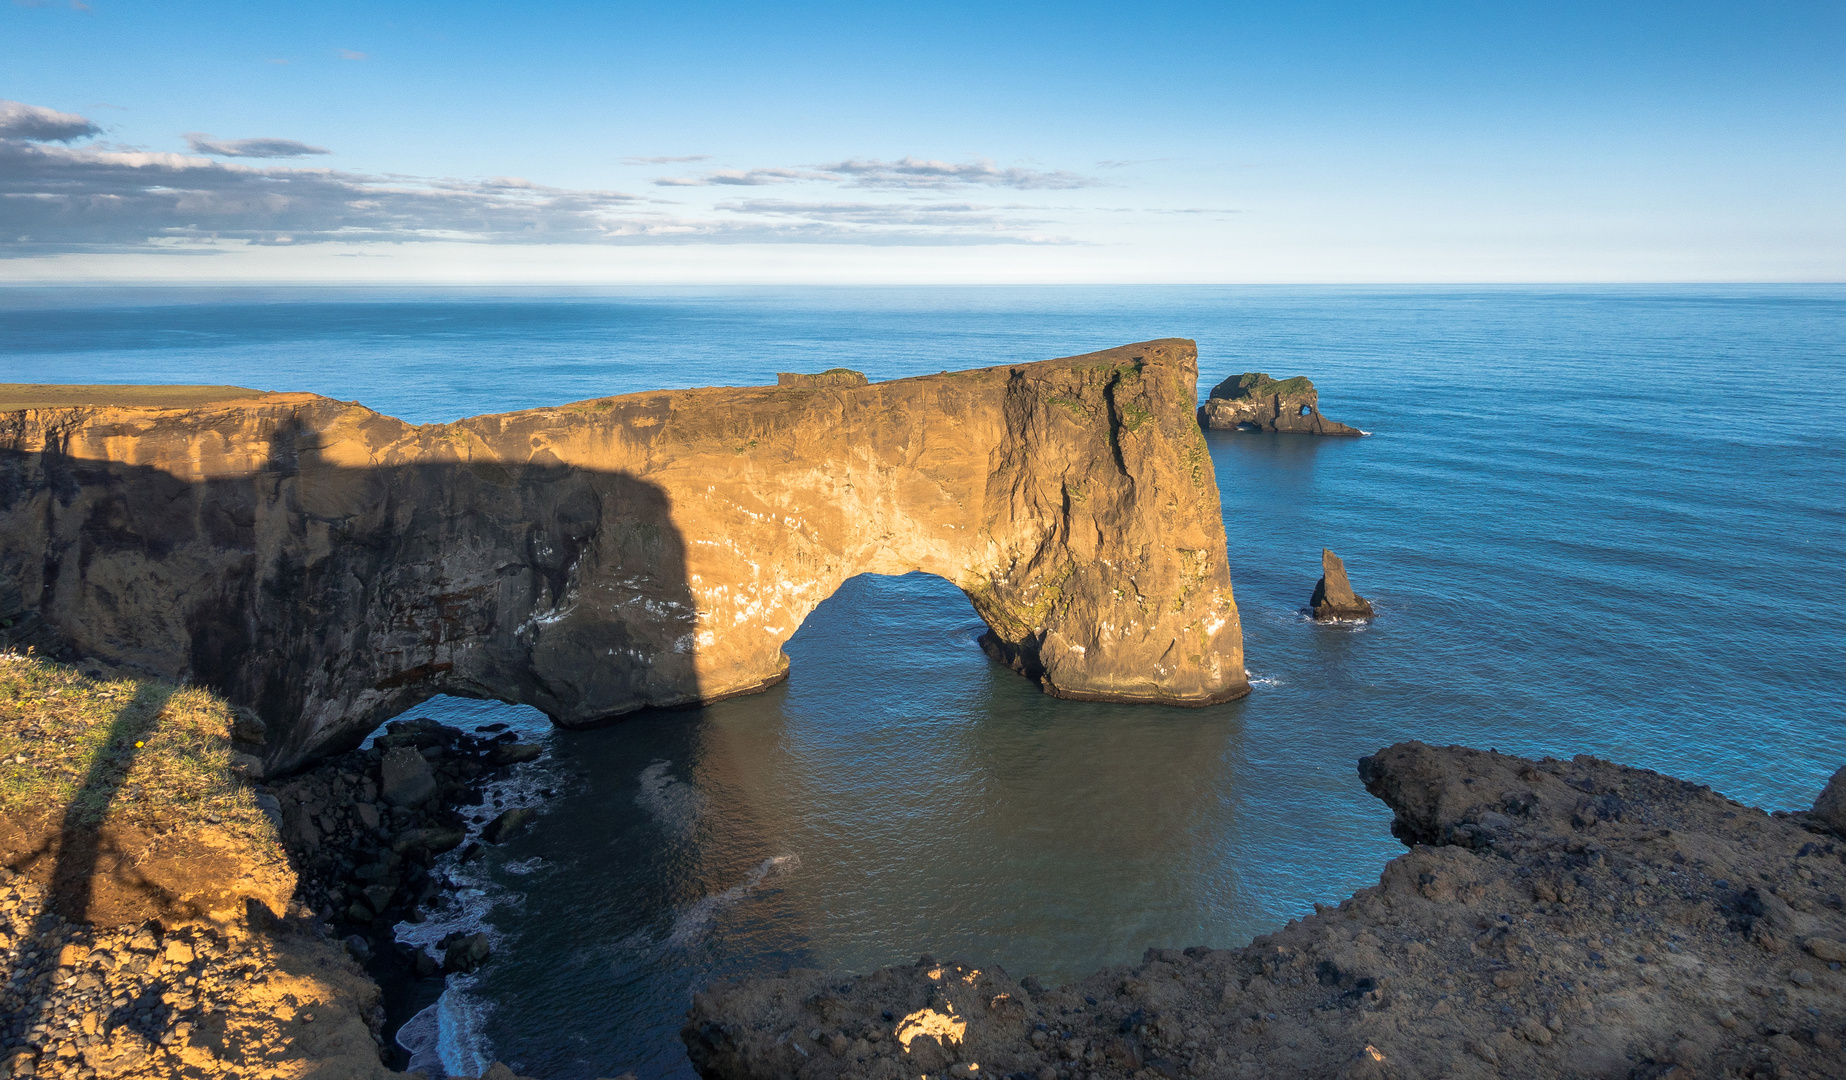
[1,339,1246,775]
[1310,549,1376,621]
[685,743,1846,1080]
[0,658,396,1079]
[1198,373,1364,435]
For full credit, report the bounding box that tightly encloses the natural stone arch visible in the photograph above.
[0,339,1248,773]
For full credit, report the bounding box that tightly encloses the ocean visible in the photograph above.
[3,284,1843,1078]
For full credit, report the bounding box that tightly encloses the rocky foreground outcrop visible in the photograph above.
[684,743,1846,1080]
[0,340,1246,775]
[1198,373,1363,435]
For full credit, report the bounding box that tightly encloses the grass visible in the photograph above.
[0,653,270,837]
[0,385,270,410]
[1217,373,1314,401]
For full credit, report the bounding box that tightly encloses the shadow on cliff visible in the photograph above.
[0,422,699,775]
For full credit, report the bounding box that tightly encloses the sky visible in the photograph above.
[1,1,1841,283]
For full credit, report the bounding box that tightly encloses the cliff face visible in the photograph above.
[0,339,1247,773]
[1198,372,1364,435]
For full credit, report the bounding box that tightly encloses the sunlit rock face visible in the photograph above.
[0,339,1248,772]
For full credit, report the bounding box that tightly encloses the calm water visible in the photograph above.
[4,285,1844,1078]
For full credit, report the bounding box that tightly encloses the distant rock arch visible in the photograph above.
[0,340,1248,772]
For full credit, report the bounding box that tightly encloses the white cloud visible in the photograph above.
[184,133,331,158]
[654,167,830,187]
[820,156,1099,190]
[0,99,101,142]
[337,48,369,61]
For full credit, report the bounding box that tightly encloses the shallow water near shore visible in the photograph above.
[4,284,1844,1077]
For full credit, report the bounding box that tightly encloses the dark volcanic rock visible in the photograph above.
[684,742,1846,1080]
[379,747,438,807]
[1309,548,1375,621]
[1,339,1248,775]
[482,806,537,844]
[1198,372,1364,435]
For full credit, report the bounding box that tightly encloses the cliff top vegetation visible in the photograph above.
[0,384,268,410]
[1210,372,1314,401]
[0,653,270,841]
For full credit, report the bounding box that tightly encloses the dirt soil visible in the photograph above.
[684,742,1846,1080]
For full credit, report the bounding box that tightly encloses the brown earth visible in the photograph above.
[0,339,1246,776]
[683,742,1846,1080]
[1197,373,1364,435]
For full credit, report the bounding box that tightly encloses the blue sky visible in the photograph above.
[2,1,1841,282]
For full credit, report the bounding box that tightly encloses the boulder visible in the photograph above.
[1812,765,1846,833]
[379,747,437,807]
[1309,548,1375,621]
[482,807,537,844]
[442,931,492,974]
[485,743,543,767]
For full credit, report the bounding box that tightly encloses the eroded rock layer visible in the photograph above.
[0,340,1247,773]
[684,743,1846,1080]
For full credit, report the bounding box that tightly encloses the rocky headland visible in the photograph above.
[0,339,1246,777]
[1197,373,1364,435]
[685,743,1846,1080]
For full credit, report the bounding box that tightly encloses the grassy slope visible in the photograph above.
[0,385,269,410]
[0,654,271,843]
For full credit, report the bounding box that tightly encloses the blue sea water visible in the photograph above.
[3,284,1844,1078]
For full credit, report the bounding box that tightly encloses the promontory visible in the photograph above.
[0,339,1248,775]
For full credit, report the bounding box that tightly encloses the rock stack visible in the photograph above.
[1309,548,1375,621]
[1197,372,1364,435]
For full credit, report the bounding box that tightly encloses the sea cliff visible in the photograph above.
[0,340,1247,776]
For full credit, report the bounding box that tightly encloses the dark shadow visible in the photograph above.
[0,418,699,775]
[1,679,173,1061]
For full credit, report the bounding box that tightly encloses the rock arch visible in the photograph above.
[0,339,1248,773]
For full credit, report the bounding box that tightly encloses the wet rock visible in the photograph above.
[486,742,544,767]
[392,826,466,857]
[483,807,537,844]
[380,746,438,807]
[442,932,492,974]
[1309,548,1375,621]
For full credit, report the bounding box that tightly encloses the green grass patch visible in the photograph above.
[1212,372,1314,401]
[0,655,270,837]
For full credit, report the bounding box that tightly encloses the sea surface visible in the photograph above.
[4,284,1844,1078]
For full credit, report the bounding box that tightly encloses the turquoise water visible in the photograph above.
[4,285,1844,1077]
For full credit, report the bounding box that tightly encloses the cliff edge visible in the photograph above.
[0,339,1247,774]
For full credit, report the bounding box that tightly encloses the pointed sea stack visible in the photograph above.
[1197,372,1364,434]
[1309,548,1375,620]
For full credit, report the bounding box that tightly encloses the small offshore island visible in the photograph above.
[0,344,1840,1080]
